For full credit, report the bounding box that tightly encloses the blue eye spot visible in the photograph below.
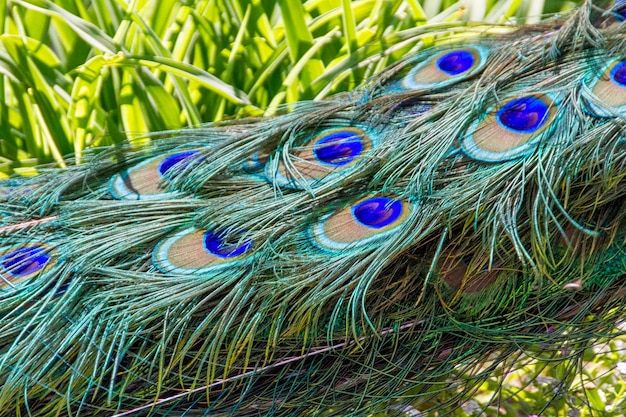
[352,197,403,229]
[436,50,475,76]
[203,231,253,258]
[158,151,200,178]
[496,96,550,133]
[313,131,364,167]
[610,61,626,86]
[0,246,51,277]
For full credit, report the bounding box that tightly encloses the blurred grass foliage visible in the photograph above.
[0,0,580,176]
[7,1,626,416]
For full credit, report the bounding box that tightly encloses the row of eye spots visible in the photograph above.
[109,126,376,201]
[3,33,625,290]
[112,51,626,200]
[0,195,412,287]
[0,208,601,296]
[109,46,626,198]
[109,95,554,200]
[152,196,412,272]
[3,204,591,296]
[400,49,626,161]
[106,49,488,199]
[18,49,614,283]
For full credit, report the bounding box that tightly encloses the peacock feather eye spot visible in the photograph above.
[0,246,50,278]
[610,61,626,86]
[313,130,364,167]
[352,197,403,229]
[496,96,549,133]
[203,231,253,258]
[399,46,488,91]
[436,50,475,76]
[310,196,412,251]
[268,127,373,188]
[158,150,200,178]
[582,58,626,117]
[153,228,255,274]
[110,149,202,200]
[461,94,557,162]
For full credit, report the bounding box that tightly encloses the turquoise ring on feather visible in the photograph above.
[582,58,626,117]
[399,47,488,90]
[0,244,54,290]
[110,150,201,200]
[153,228,254,274]
[268,127,374,188]
[461,94,558,162]
[310,196,411,251]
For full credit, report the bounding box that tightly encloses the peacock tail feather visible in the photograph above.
[2,1,626,415]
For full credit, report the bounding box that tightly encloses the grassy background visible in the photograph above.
[5,0,626,416]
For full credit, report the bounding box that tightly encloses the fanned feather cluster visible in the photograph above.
[2,1,626,415]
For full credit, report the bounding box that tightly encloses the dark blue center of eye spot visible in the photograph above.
[203,231,253,258]
[158,151,200,178]
[313,131,364,167]
[610,61,626,86]
[496,96,550,133]
[352,197,403,229]
[0,246,50,277]
[613,0,626,20]
[436,50,475,76]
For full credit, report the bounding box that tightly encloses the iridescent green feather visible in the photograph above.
[1,1,626,416]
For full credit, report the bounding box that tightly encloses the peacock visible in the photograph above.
[2,0,626,415]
